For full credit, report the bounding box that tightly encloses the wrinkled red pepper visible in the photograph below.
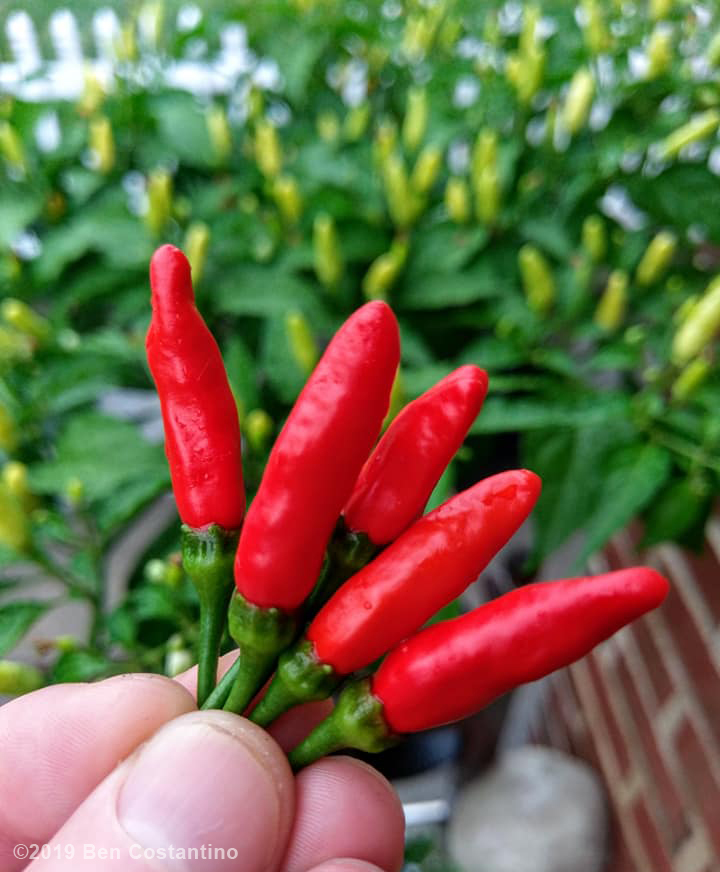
[224,301,400,714]
[147,244,245,530]
[250,469,541,725]
[146,244,244,705]
[288,568,670,766]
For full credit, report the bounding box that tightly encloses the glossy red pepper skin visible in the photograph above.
[343,364,488,545]
[287,567,669,768]
[146,244,245,531]
[309,468,541,673]
[373,567,669,733]
[234,301,400,612]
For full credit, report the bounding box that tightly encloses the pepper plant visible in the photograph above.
[0,0,717,687]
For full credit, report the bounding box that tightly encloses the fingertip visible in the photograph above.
[283,755,405,872]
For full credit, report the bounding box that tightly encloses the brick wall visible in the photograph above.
[533,522,720,872]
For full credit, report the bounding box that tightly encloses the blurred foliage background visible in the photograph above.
[1,0,720,693]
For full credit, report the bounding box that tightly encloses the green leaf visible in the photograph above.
[397,263,506,310]
[214,266,328,321]
[29,414,168,528]
[577,443,672,565]
[472,392,632,433]
[519,217,574,260]
[457,336,524,371]
[0,194,44,247]
[407,225,488,276]
[51,650,113,683]
[0,602,49,656]
[525,425,633,562]
[641,478,711,548]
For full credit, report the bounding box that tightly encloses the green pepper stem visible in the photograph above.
[181,524,238,708]
[201,653,240,710]
[222,591,299,715]
[288,713,347,769]
[287,678,399,769]
[250,637,338,727]
[223,646,277,714]
[197,595,227,706]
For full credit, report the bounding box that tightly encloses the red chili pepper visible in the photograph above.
[146,244,244,706]
[288,568,669,767]
[224,301,400,713]
[343,364,489,545]
[306,364,489,614]
[147,244,245,530]
[250,469,541,725]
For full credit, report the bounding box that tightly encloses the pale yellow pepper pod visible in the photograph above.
[184,222,210,283]
[671,358,710,402]
[445,177,470,224]
[403,87,429,152]
[254,119,282,179]
[582,215,607,263]
[672,276,720,364]
[363,240,408,301]
[0,483,29,552]
[89,116,115,174]
[244,409,274,453]
[646,26,673,79]
[658,110,720,160]
[0,661,43,696]
[636,231,676,286]
[273,175,303,226]
[1,299,50,342]
[562,68,595,135]
[313,213,344,289]
[474,167,501,227]
[0,122,26,176]
[411,144,443,195]
[518,245,555,314]
[581,0,610,54]
[595,270,629,331]
[206,105,232,163]
[144,169,173,236]
[285,312,319,376]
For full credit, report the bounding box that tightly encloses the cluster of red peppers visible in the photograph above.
[147,244,669,767]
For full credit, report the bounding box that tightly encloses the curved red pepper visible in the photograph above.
[373,567,669,733]
[343,364,489,545]
[146,244,245,530]
[287,568,669,767]
[234,301,400,611]
[309,468,540,673]
[249,468,540,725]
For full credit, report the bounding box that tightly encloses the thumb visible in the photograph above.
[29,711,295,870]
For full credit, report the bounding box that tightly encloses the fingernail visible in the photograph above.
[118,712,282,870]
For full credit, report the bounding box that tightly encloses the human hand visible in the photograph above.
[0,658,405,871]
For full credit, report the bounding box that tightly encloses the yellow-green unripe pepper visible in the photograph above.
[582,215,607,263]
[403,87,429,152]
[672,276,720,364]
[518,245,555,314]
[636,231,676,286]
[658,110,720,160]
[411,144,443,195]
[313,213,344,289]
[445,177,470,224]
[184,222,210,283]
[594,270,629,331]
[562,68,595,135]
[671,358,710,402]
[285,312,319,376]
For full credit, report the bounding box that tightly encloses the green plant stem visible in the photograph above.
[650,427,720,475]
[197,595,227,707]
[201,654,240,710]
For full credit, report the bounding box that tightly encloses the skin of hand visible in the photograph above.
[0,654,405,871]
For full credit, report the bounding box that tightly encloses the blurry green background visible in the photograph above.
[0,0,719,698]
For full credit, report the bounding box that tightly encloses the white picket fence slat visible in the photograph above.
[0,7,280,101]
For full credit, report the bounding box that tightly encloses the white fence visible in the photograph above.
[0,7,282,101]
